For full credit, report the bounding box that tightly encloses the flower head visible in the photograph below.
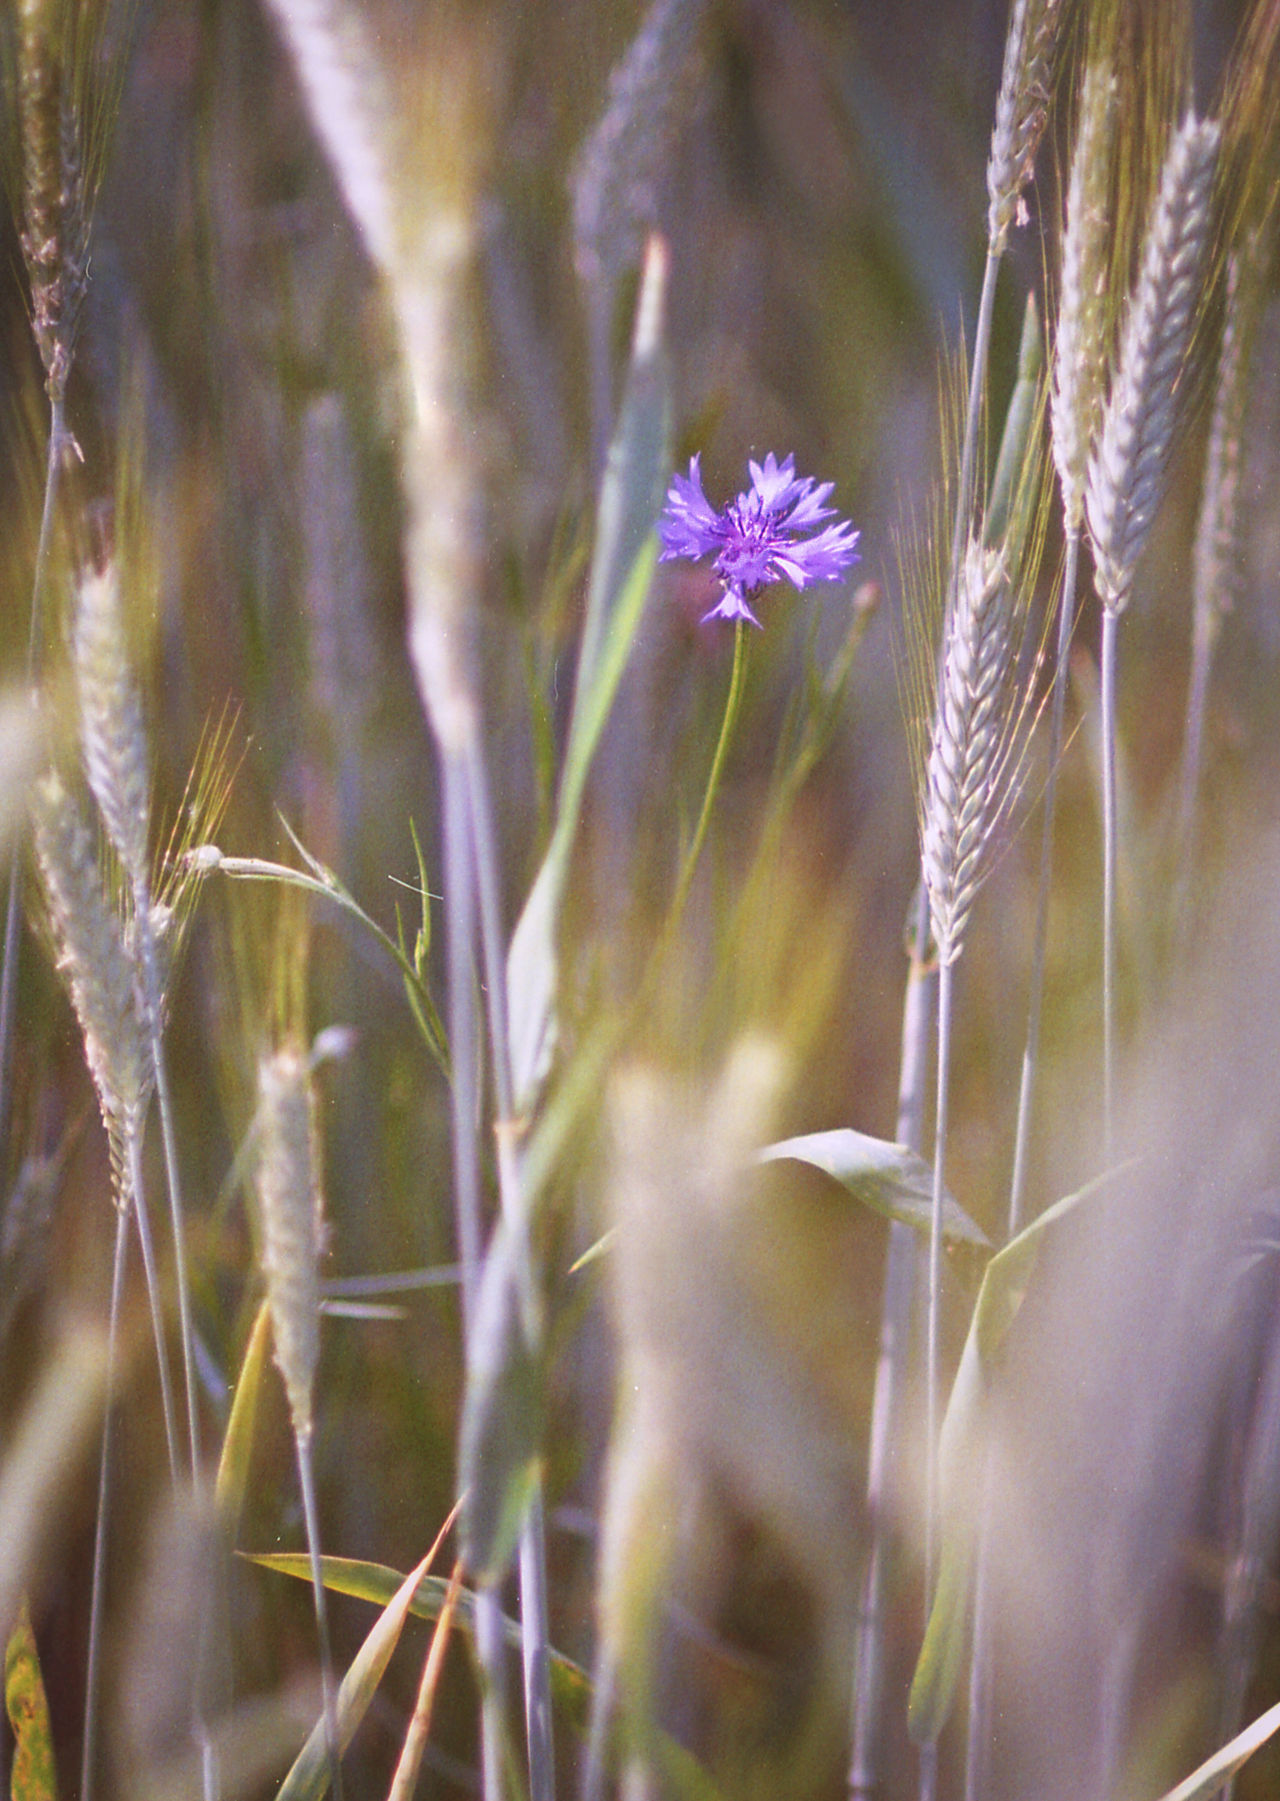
[659,452,860,626]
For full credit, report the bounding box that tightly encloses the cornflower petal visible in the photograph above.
[659,449,859,627]
[658,455,724,562]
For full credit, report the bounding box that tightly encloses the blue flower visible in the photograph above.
[659,452,860,627]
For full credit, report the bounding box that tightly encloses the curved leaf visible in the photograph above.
[215,1298,272,1533]
[1157,1697,1280,1801]
[759,1128,990,1248]
[275,1546,435,1801]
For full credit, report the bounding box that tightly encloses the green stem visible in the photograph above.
[666,620,749,936]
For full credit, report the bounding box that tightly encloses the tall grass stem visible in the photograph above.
[79,1201,128,1801]
[1101,605,1119,1158]
[297,1428,345,1801]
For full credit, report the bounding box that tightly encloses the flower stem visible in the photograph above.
[667,619,749,934]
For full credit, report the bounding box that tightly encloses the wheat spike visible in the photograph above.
[920,540,1017,966]
[1191,238,1263,638]
[74,558,151,886]
[260,0,398,277]
[30,771,152,1188]
[256,1042,324,1442]
[987,0,1066,253]
[571,0,706,287]
[1051,56,1118,531]
[1085,113,1221,614]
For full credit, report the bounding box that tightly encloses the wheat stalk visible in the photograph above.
[1085,113,1221,615]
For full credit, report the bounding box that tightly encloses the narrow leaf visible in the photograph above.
[5,1600,57,1801]
[457,1218,544,1584]
[275,1546,435,1801]
[215,1298,272,1534]
[1157,1697,1280,1801]
[507,235,670,1115]
[243,1552,590,1720]
[759,1128,990,1248]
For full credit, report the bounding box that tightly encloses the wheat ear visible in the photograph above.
[256,1041,344,1801]
[72,554,206,1478]
[29,769,183,1801]
[1085,113,1221,615]
[1173,234,1266,923]
[987,0,1066,255]
[921,540,1019,968]
[1052,56,1118,533]
[1086,111,1219,1149]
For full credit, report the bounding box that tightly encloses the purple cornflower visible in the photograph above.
[658,451,860,627]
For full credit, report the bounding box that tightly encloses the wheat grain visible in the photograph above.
[1085,113,1221,614]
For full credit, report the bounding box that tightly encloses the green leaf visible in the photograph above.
[5,1600,57,1801]
[908,1169,1120,1742]
[215,1298,272,1534]
[457,1218,544,1585]
[275,1546,435,1801]
[1156,1697,1280,1801]
[758,1129,990,1248]
[984,290,1043,553]
[242,1552,591,1725]
[507,242,670,1116]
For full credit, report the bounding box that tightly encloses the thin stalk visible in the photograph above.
[0,391,67,1156]
[962,1472,997,1801]
[296,1427,345,1801]
[125,1125,181,1483]
[133,885,202,1479]
[80,1199,128,1801]
[464,744,554,1801]
[925,959,954,1605]
[849,903,934,1800]
[440,751,507,1801]
[918,957,954,1801]
[1100,606,1119,1159]
[961,528,1082,1801]
[1010,525,1080,1227]
[1173,607,1213,930]
[666,619,748,937]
